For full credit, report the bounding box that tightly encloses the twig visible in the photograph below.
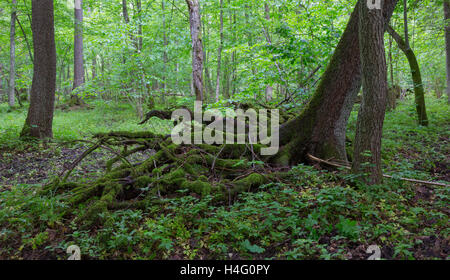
[307,154,449,187]
[211,144,226,172]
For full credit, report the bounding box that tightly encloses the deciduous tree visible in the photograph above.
[21,0,56,139]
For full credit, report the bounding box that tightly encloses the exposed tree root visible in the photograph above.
[44,131,284,227]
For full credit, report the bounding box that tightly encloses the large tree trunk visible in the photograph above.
[273,0,398,165]
[21,0,56,139]
[72,0,84,104]
[445,0,450,104]
[386,25,428,126]
[9,0,17,108]
[186,0,204,101]
[352,1,388,185]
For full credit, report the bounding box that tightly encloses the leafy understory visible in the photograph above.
[0,97,448,260]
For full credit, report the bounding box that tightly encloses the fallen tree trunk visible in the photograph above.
[45,132,286,227]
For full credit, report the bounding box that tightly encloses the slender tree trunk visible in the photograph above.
[21,0,56,139]
[65,64,71,96]
[264,3,271,42]
[403,0,409,47]
[215,0,224,102]
[85,66,89,82]
[273,0,398,165]
[387,25,428,126]
[444,0,450,104]
[16,16,34,63]
[186,0,204,101]
[9,0,17,108]
[136,0,143,52]
[388,34,394,86]
[352,1,388,185]
[231,12,237,96]
[162,0,168,95]
[203,50,214,99]
[72,0,84,104]
[0,61,3,102]
[222,55,230,98]
[122,0,130,23]
[92,55,96,80]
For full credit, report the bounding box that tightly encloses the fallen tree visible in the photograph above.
[44,0,402,227]
[45,131,290,226]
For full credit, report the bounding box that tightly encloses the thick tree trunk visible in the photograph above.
[72,0,84,104]
[9,0,17,108]
[186,0,204,101]
[352,1,388,185]
[215,0,224,103]
[21,0,56,139]
[274,0,398,165]
[445,0,450,104]
[386,25,428,126]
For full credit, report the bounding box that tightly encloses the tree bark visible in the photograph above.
[21,0,56,139]
[186,0,204,101]
[215,0,224,102]
[16,16,34,63]
[162,0,168,96]
[122,0,130,23]
[92,55,97,80]
[274,0,398,165]
[386,25,428,126]
[352,1,388,185]
[0,61,3,102]
[136,0,143,52]
[72,0,84,104]
[9,0,17,108]
[444,0,450,104]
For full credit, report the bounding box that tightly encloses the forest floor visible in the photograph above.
[0,97,448,260]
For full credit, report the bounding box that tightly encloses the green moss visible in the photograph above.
[181,180,213,196]
[231,173,267,196]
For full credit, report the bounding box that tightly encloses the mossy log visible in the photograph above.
[46,131,280,227]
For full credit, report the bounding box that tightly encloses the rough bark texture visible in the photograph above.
[186,0,204,101]
[9,0,17,108]
[445,0,450,104]
[352,1,388,185]
[72,0,84,103]
[387,25,428,126]
[21,0,56,139]
[274,0,398,165]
